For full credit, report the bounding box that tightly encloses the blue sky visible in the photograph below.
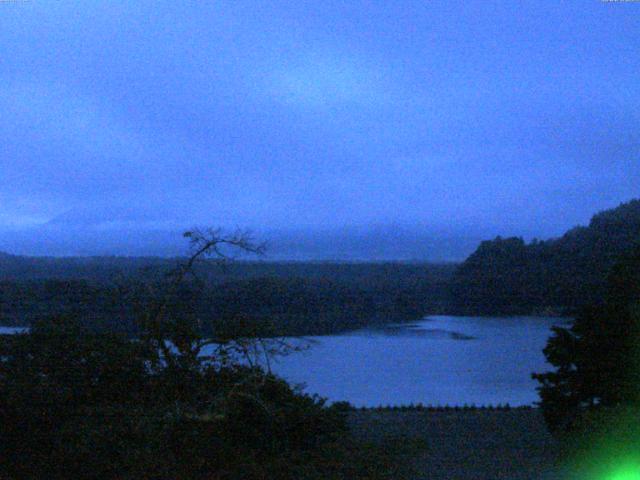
[1,1,639,257]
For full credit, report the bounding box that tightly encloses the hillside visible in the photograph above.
[450,199,640,315]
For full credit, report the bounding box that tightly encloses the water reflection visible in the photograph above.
[366,323,477,340]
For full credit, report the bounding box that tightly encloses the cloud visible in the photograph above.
[0,1,639,255]
[0,80,154,199]
[266,48,394,110]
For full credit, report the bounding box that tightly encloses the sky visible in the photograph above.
[0,1,639,259]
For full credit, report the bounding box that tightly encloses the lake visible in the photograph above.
[269,315,566,407]
[0,327,28,334]
[0,316,566,407]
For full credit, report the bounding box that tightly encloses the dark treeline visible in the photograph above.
[3,198,640,329]
[0,253,453,284]
[0,261,455,336]
[450,199,640,315]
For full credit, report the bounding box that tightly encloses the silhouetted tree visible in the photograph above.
[532,247,640,432]
[0,228,364,480]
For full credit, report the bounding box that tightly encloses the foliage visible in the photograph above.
[0,316,155,478]
[0,229,406,479]
[0,315,406,479]
[451,199,640,315]
[532,247,640,432]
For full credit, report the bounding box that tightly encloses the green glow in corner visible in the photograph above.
[563,407,640,480]
[607,462,640,480]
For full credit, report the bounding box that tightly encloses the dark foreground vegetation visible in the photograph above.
[0,315,416,479]
[0,230,416,479]
[533,246,640,429]
[530,245,640,478]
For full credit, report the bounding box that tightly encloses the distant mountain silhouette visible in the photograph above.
[0,223,484,261]
[451,199,640,315]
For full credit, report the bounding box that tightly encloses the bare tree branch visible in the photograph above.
[140,227,267,369]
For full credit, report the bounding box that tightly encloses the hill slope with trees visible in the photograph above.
[450,199,640,315]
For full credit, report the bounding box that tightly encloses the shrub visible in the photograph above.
[0,317,353,479]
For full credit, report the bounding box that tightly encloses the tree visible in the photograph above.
[0,228,352,480]
[135,228,267,368]
[451,199,640,316]
[532,247,640,432]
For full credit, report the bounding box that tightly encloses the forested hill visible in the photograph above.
[0,258,455,335]
[450,199,640,315]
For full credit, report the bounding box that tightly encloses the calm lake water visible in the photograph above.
[0,327,28,334]
[270,316,566,407]
[0,316,566,407]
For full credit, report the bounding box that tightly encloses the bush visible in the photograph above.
[0,317,357,479]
